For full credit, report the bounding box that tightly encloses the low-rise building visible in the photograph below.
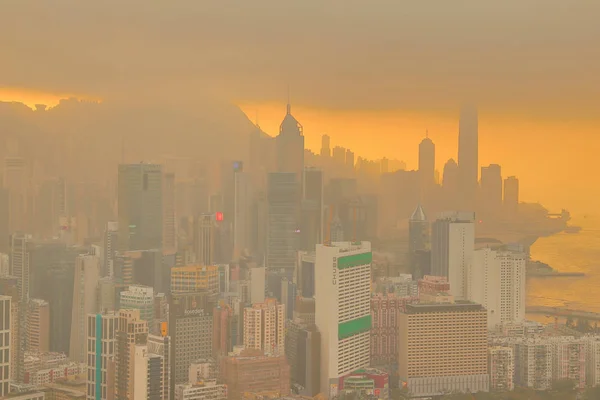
[174,380,227,400]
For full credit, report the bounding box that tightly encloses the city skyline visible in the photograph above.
[0,2,598,399]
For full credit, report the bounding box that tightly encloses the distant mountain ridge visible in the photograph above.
[0,97,263,181]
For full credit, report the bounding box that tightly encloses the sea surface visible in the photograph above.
[527,215,600,316]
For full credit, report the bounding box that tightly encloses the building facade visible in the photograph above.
[315,242,372,397]
[117,163,163,252]
[430,212,475,299]
[398,301,489,398]
[70,254,100,363]
[243,298,285,356]
[489,346,515,392]
[86,312,117,400]
[0,296,11,397]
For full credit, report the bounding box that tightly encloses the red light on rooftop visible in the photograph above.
[216,212,224,222]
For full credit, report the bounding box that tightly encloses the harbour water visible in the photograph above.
[527,215,600,314]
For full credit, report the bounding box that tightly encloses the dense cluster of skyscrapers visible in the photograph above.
[0,103,589,400]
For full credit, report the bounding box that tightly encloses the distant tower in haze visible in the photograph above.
[480,164,503,219]
[418,133,435,192]
[409,205,429,254]
[409,204,430,278]
[504,176,519,217]
[345,149,355,172]
[277,104,305,183]
[442,159,459,208]
[458,106,479,211]
[320,135,331,158]
[163,172,177,253]
[118,163,163,251]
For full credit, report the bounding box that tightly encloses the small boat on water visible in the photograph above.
[564,226,582,234]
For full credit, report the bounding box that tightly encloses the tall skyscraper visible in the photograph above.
[26,298,50,352]
[320,134,331,158]
[87,311,118,400]
[233,161,250,259]
[457,106,479,211]
[4,156,28,233]
[469,248,501,328]
[163,172,177,253]
[504,176,520,217]
[300,168,323,251]
[0,277,19,383]
[147,334,171,400]
[193,213,215,266]
[249,265,266,305]
[430,212,475,299]
[442,159,459,208]
[276,104,305,181]
[103,222,118,277]
[398,300,489,398]
[480,164,503,218]
[70,253,100,363]
[10,233,31,302]
[266,173,299,277]
[498,250,526,323]
[345,149,355,173]
[243,298,285,356]
[0,295,11,397]
[115,309,149,400]
[0,188,9,253]
[118,163,163,251]
[168,292,214,394]
[315,242,372,397]
[408,205,429,277]
[418,135,435,192]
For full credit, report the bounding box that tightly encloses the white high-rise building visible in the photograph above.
[468,248,501,328]
[315,242,372,398]
[585,336,600,387]
[431,212,475,299]
[103,221,118,277]
[498,251,526,323]
[70,254,100,363]
[134,344,167,400]
[147,334,171,400]
[86,312,117,400]
[0,296,11,397]
[243,298,285,356]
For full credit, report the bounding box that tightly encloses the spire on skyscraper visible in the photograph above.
[279,102,303,137]
[410,204,427,222]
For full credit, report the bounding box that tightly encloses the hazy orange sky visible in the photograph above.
[1,1,599,214]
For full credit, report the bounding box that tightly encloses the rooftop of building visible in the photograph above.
[171,264,218,272]
[404,300,485,314]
